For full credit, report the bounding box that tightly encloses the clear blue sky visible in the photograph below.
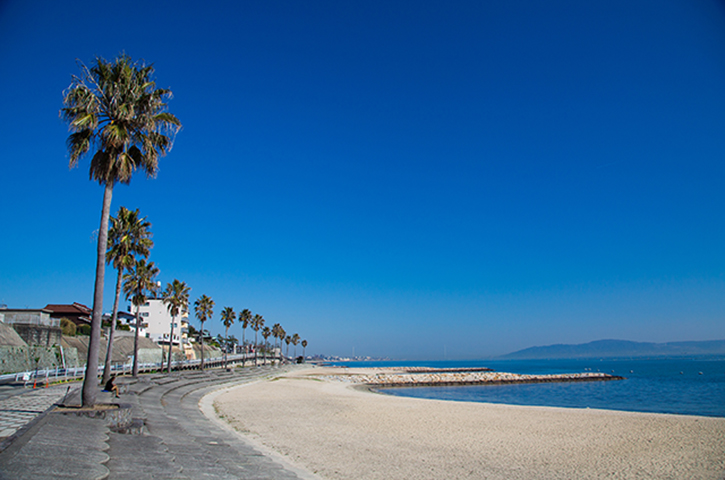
[1,1,724,359]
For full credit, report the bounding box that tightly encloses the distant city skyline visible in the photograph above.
[1,0,724,358]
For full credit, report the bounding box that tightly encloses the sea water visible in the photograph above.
[332,357,725,417]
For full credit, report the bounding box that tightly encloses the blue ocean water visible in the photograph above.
[331,357,725,417]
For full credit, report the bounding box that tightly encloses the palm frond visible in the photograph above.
[61,53,181,186]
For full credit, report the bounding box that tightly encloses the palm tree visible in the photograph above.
[220,307,236,368]
[251,314,264,366]
[292,333,300,359]
[271,323,282,360]
[301,339,308,359]
[261,326,271,365]
[102,206,153,385]
[162,279,190,373]
[239,309,251,365]
[194,295,214,370]
[276,326,286,362]
[62,54,181,406]
[285,335,291,358]
[122,259,159,378]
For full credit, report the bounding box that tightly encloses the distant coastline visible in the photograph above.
[500,339,725,360]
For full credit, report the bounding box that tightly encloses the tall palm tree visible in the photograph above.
[261,326,271,365]
[122,258,159,378]
[301,339,308,360]
[62,54,181,406]
[162,279,190,373]
[292,333,300,359]
[220,307,236,368]
[239,308,251,364]
[252,314,264,366]
[285,335,291,358]
[194,295,214,370]
[102,206,153,385]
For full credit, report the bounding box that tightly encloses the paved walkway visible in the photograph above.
[0,383,76,444]
[0,365,316,480]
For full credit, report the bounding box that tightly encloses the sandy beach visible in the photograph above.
[213,366,725,480]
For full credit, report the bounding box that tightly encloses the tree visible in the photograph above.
[277,326,286,360]
[239,308,251,365]
[285,335,291,358]
[252,314,264,366]
[301,339,308,359]
[194,295,214,370]
[261,326,271,365]
[220,307,236,368]
[62,54,181,406]
[122,258,159,378]
[61,318,76,336]
[227,335,238,354]
[271,323,282,359]
[162,279,190,373]
[292,333,300,358]
[102,206,153,385]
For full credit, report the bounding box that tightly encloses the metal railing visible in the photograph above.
[0,352,288,386]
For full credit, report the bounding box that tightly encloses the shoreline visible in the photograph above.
[212,366,725,480]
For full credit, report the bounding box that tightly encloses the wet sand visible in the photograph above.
[213,367,725,480]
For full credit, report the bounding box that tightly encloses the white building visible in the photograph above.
[135,299,188,346]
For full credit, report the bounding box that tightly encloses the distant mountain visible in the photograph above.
[500,339,725,359]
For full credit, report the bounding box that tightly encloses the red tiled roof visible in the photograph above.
[43,302,92,315]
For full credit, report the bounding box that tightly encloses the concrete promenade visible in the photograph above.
[0,364,316,480]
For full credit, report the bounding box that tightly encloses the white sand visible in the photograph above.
[213,367,725,480]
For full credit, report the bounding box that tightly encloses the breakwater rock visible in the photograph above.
[320,369,624,387]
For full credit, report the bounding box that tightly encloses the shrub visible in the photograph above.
[60,318,76,336]
[77,324,91,336]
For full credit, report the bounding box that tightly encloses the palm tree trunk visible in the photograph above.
[166,316,175,373]
[241,327,246,366]
[101,266,123,385]
[82,183,113,407]
[132,303,140,377]
[254,330,258,366]
[200,323,205,370]
[224,326,229,369]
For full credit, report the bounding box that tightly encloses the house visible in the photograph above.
[102,310,146,337]
[135,299,188,347]
[43,302,92,328]
[0,307,61,346]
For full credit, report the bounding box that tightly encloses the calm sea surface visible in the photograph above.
[331,357,725,417]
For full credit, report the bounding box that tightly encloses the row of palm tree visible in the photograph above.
[99,203,191,380]
[62,53,308,406]
[105,224,309,377]
[214,307,307,368]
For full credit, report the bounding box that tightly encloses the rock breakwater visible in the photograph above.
[320,369,624,387]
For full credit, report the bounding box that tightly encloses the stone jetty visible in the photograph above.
[320,368,624,388]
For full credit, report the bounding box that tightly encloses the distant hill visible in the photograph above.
[500,339,725,359]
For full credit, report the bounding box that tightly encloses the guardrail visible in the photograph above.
[0,352,288,386]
